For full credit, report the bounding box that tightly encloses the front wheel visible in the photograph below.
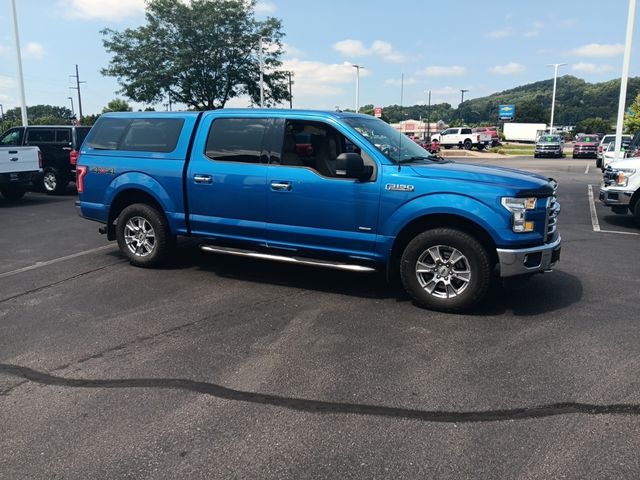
[0,186,26,200]
[633,199,640,227]
[400,228,492,312]
[116,203,174,267]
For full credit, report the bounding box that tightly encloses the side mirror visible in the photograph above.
[335,153,372,180]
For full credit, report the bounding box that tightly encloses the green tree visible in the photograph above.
[3,104,72,124]
[102,98,133,113]
[575,117,611,134]
[101,0,290,110]
[80,114,100,126]
[624,93,640,134]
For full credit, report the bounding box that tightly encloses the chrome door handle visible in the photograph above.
[9,157,18,161]
[271,181,292,191]
[193,174,213,184]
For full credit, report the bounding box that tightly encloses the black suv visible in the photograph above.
[0,125,92,194]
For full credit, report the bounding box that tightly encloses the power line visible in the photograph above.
[69,64,86,120]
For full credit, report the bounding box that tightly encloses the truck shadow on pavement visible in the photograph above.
[161,243,582,317]
[0,363,637,423]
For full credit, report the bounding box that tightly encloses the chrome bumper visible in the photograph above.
[496,236,561,278]
[599,187,632,207]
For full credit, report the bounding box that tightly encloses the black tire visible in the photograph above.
[463,139,472,150]
[400,228,492,312]
[42,167,67,195]
[116,203,174,267]
[596,157,602,168]
[633,199,640,227]
[443,145,452,150]
[477,144,485,151]
[0,186,26,200]
[534,154,539,158]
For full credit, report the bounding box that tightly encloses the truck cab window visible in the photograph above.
[0,128,23,146]
[205,118,269,163]
[26,129,55,144]
[275,119,371,179]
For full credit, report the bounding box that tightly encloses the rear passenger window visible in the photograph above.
[26,129,55,143]
[86,117,184,152]
[56,129,71,143]
[205,118,269,163]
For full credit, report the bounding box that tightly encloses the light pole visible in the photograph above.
[547,63,567,133]
[67,96,75,116]
[352,64,364,113]
[426,90,431,141]
[613,0,636,163]
[258,37,264,108]
[286,71,293,109]
[0,103,4,120]
[10,0,28,126]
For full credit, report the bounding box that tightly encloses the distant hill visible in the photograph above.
[380,75,640,126]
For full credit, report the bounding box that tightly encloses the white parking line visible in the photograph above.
[584,163,590,174]
[0,245,116,279]
[587,184,640,236]
[587,184,600,232]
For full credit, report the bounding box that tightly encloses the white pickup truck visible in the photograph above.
[431,127,492,151]
[0,146,41,200]
[599,156,640,225]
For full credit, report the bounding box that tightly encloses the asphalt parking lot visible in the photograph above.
[1,156,639,479]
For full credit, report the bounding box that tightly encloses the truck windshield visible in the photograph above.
[344,116,438,164]
[540,136,560,143]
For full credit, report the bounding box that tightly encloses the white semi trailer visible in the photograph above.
[503,123,547,143]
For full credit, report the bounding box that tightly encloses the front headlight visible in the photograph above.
[616,168,636,186]
[501,197,537,233]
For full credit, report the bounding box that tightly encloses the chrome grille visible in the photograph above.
[545,180,560,242]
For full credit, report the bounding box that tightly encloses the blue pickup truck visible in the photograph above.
[76,110,561,312]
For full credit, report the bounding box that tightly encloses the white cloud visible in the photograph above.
[23,42,45,59]
[384,77,417,86]
[333,39,406,63]
[489,62,526,75]
[532,21,545,29]
[0,75,15,89]
[281,58,369,97]
[568,43,624,57]
[282,43,304,58]
[61,0,145,20]
[524,30,540,38]
[416,65,466,77]
[486,27,513,38]
[255,2,276,13]
[571,62,615,74]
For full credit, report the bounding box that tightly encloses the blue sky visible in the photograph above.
[0,0,639,115]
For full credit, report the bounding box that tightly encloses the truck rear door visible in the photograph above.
[186,113,270,245]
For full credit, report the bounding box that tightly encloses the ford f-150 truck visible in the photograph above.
[431,127,492,151]
[0,145,41,200]
[76,110,561,312]
[599,157,640,225]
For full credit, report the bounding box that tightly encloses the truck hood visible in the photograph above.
[607,157,640,169]
[409,162,553,196]
[536,143,561,147]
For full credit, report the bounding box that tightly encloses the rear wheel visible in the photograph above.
[463,139,472,150]
[0,186,26,200]
[596,157,602,168]
[477,144,485,151]
[116,203,174,267]
[42,167,67,195]
[400,228,492,312]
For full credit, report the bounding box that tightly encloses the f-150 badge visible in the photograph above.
[385,183,415,192]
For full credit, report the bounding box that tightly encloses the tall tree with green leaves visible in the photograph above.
[101,0,290,110]
[624,93,640,134]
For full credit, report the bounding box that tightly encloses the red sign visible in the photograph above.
[374,107,382,118]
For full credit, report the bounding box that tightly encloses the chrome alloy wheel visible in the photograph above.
[124,216,156,257]
[415,245,471,299]
[43,171,57,192]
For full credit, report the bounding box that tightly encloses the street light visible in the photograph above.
[547,63,567,133]
[67,96,75,116]
[613,0,636,163]
[351,64,365,113]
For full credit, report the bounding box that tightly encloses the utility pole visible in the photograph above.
[547,63,567,133]
[70,64,86,120]
[459,89,469,124]
[352,64,364,113]
[427,90,431,142]
[67,96,74,116]
[10,0,28,126]
[287,71,293,109]
[0,104,4,120]
[613,0,636,163]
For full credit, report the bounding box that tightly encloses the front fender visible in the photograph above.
[381,193,504,243]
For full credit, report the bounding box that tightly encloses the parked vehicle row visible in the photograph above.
[0,125,91,194]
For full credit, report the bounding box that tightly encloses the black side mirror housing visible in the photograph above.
[335,153,372,180]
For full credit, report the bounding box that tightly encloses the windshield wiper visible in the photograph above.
[396,155,435,164]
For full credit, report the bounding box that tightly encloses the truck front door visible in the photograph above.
[265,118,380,259]
[186,115,271,245]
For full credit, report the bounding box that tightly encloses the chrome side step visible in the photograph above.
[200,245,376,273]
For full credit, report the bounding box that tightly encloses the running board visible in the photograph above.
[200,245,376,273]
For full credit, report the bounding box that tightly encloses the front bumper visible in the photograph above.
[496,236,561,277]
[599,187,633,207]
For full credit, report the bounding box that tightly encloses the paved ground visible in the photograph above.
[1,156,639,479]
